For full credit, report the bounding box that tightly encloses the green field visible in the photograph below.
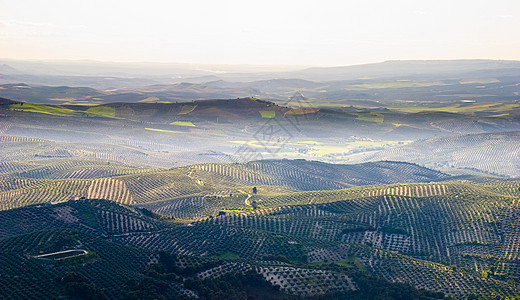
[9,103,119,118]
[144,127,184,133]
[170,121,196,127]
[259,110,276,118]
[85,106,116,117]
[138,96,160,103]
[10,103,81,117]
[459,78,500,84]
[178,104,197,115]
[49,97,76,102]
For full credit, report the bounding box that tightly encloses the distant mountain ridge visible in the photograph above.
[289,59,520,81]
[1,59,519,100]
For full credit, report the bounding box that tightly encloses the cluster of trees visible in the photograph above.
[145,250,222,280]
[346,271,449,300]
[125,278,169,300]
[126,249,452,300]
[35,229,79,254]
[58,272,108,300]
[184,271,292,300]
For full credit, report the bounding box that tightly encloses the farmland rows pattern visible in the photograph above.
[98,210,155,234]
[364,247,518,298]
[87,178,134,204]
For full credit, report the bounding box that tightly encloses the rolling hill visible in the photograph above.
[1,82,520,299]
[350,131,520,177]
[0,159,449,212]
[1,177,520,298]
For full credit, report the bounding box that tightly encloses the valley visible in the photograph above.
[0,59,519,299]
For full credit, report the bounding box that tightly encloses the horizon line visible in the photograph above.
[2,57,520,69]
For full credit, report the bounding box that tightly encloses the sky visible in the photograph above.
[0,0,519,66]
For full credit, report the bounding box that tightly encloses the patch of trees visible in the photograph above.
[184,271,293,300]
[138,207,161,219]
[343,272,449,300]
[262,254,290,263]
[147,250,220,277]
[125,278,169,300]
[58,272,108,300]
[36,229,80,254]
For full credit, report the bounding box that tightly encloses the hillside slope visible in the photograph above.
[2,179,520,298]
[0,159,449,212]
[349,131,520,177]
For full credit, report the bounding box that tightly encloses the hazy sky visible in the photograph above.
[1,0,519,66]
